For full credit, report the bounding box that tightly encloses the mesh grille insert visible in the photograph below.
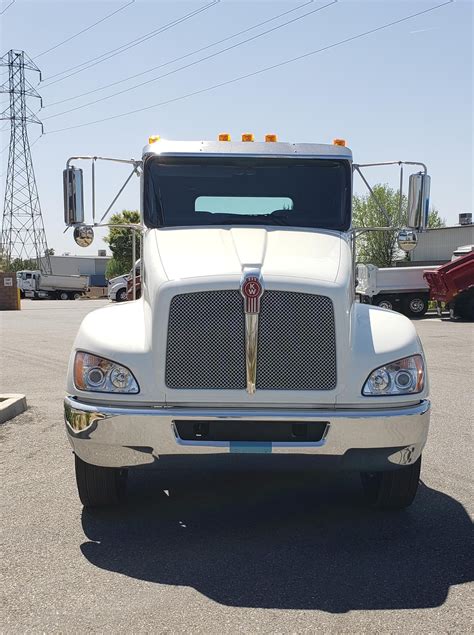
[166,291,246,389]
[256,291,336,390]
[165,290,336,391]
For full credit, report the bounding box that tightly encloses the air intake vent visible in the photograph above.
[166,290,336,391]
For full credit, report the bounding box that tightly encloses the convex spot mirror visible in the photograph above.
[397,228,418,253]
[74,224,94,247]
[407,172,431,231]
[63,167,84,225]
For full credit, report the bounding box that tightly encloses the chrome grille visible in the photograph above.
[166,291,246,389]
[165,290,336,391]
[256,291,336,390]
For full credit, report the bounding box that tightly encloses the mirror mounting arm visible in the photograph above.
[64,155,143,228]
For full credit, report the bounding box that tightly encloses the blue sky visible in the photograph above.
[0,0,472,256]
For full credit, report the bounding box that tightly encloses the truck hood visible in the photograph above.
[153,227,346,283]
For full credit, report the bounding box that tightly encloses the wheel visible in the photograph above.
[116,288,127,302]
[361,456,421,510]
[453,290,474,321]
[74,454,127,507]
[403,294,428,318]
[57,291,69,300]
[72,292,82,300]
[374,295,395,311]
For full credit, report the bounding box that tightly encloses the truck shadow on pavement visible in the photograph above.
[80,461,472,612]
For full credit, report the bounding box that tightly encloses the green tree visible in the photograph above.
[427,206,445,229]
[8,258,38,272]
[353,184,445,267]
[103,209,140,279]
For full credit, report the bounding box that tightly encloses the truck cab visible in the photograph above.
[17,270,38,296]
[63,135,431,511]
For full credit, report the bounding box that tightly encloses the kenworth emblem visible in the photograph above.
[240,270,264,394]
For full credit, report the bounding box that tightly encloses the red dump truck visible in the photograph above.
[424,251,474,320]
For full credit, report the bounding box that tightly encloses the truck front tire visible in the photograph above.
[403,294,428,318]
[453,289,474,321]
[360,456,421,510]
[116,288,127,302]
[74,454,127,507]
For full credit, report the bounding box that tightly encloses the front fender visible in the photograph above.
[65,300,165,404]
[335,303,429,406]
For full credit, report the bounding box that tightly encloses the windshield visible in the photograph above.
[143,156,351,231]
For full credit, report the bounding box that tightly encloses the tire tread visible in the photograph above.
[74,454,126,507]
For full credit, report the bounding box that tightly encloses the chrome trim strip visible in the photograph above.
[64,396,430,420]
[240,268,265,395]
[244,313,259,395]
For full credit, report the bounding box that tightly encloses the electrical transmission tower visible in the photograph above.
[0,49,51,273]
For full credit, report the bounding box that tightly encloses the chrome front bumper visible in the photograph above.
[64,396,430,470]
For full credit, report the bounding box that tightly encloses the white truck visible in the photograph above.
[62,135,431,511]
[17,270,89,300]
[356,264,439,317]
[107,274,128,302]
[108,261,141,302]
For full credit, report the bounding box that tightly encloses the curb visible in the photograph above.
[0,394,27,424]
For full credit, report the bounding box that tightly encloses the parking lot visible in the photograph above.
[1,299,472,633]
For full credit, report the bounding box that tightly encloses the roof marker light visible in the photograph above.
[218,133,231,141]
[265,134,278,142]
[333,138,346,146]
[242,133,254,142]
[148,135,160,144]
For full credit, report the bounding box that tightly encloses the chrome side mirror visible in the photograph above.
[73,224,94,247]
[63,167,84,225]
[407,172,431,230]
[397,228,418,252]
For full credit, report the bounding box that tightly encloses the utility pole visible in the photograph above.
[0,49,51,273]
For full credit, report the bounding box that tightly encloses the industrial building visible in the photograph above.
[409,214,473,266]
[39,252,111,286]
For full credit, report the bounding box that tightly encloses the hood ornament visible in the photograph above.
[240,269,264,394]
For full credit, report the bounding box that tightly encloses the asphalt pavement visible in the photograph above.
[1,299,472,633]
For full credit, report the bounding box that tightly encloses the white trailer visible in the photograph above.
[17,270,89,300]
[356,264,439,317]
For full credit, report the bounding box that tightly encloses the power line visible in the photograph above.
[0,0,15,16]
[43,0,337,121]
[34,0,135,59]
[45,0,315,109]
[41,1,220,86]
[46,0,453,136]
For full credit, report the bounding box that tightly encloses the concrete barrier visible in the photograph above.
[0,394,27,424]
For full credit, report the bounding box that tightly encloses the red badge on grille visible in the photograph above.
[241,273,264,313]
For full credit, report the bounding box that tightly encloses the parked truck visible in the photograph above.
[62,135,432,511]
[424,251,474,320]
[16,270,89,300]
[107,274,128,302]
[108,262,141,302]
[356,264,439,317]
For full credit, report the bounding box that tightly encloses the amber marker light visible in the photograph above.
[265,134,278,142]
[333,138,346,146]
[242,133,254,142]
[218,133,231,141]
[148,135,160,144]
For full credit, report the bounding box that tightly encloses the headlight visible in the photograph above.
[362,354,424,396]
[74,352,139,393]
